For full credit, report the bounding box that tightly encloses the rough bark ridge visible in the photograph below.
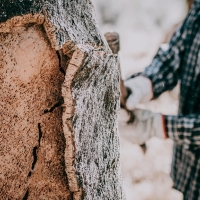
[0,1,125,200]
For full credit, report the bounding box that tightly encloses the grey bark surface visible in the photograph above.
[0,1,125,200]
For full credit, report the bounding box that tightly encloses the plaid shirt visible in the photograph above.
[130,1,200,199]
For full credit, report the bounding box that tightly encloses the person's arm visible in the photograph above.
[125,2,200,109]
[141,1,200,99]
[119,109,200,151]
[124,12,186,109]
[164,114,200,151]
[141,27,185,99]
[124,27,185,109]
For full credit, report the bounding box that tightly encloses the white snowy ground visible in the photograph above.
[92,0,187,199]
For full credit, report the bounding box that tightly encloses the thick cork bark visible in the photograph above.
[0,1,125,199]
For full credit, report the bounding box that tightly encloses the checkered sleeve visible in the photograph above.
[164,115,200,151]
[141,2,200,99]
[128,2,200,100]
[141,26,186,98]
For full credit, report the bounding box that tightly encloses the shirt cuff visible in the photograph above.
[164,115,195,150]
[164,115,179,141]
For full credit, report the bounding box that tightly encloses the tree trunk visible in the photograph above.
[0,1,125,200]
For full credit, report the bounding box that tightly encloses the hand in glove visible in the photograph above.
[124,76,153,110]
[118,108,167,145]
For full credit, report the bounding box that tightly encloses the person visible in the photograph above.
[121,0,200,199]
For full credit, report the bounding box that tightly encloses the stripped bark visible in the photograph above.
[0,1,125,200]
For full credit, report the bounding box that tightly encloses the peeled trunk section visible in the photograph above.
[0,24,71,199]
[0,0,125,199]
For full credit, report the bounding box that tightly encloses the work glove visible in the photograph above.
[118,108,167,145]
[124,76,153,110]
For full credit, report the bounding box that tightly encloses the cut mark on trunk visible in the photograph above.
[31,146,38,170]
[22,189,29,200]
[30,123,43,174]
[44,97,64,114]
[56,51,66,76]
[38,123,43,145]
[28,171,32,177]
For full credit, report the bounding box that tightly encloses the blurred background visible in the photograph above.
[92,0,189,200]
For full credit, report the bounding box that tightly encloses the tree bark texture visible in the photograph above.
[0,1,125,200]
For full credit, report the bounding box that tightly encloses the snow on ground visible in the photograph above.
[92,0,187,199]
[120,137,182,200]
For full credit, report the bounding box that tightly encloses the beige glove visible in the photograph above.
[118,108,166,145]
[124,76,153,110]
